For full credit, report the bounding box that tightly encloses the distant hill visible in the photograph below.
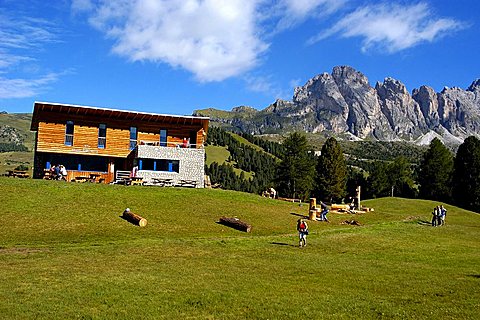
[0,113,34,150]
[195,66,480,146]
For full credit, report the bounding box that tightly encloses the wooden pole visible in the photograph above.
[355,186,361,210]
[309,198,316,211]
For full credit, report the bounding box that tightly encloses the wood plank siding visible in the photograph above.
[31,102,209,182]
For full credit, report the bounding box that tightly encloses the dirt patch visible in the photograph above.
[403,216,420,222]
[0,247,48,254]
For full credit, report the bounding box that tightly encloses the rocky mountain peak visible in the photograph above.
[195,65,479,143]
[376,77,408,97]
[467,79,480,92]
[332,65,369,86]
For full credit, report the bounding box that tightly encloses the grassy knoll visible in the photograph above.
[205,145,254,179]
[0,178,479,319]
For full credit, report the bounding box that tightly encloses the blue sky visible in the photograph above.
[1,0,479,115]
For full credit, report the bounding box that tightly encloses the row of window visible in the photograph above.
[138,158,179,173]
[64,121,168,150]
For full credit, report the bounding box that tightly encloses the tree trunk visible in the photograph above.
[123,210,147,227]
[219,217,252,232]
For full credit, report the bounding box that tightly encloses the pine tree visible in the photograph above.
[452,136,480,211]
[418,138,454,201]
[275,132,316,200]
[387,156,417,198]
[316,137,347,202]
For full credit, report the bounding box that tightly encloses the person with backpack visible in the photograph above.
[297,218,309,247]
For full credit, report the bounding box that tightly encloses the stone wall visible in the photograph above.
[136,145,205,187]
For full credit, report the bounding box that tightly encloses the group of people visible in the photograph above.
[431,205,447,226]
[49,164,67,180]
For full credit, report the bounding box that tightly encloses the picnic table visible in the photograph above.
[177,179,197,188]
[130,176,144,186]
[151,177,174,187]
[6,170,29,178]
[74,176,89,183]
[89,173,101,183]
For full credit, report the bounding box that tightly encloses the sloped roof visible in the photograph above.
[30,101,209,131]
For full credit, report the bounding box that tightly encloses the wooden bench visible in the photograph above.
[130,177,144,186]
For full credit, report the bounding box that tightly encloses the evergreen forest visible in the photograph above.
[205,127,480,212]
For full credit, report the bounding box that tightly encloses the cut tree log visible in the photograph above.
[331,204,350,210]
[123,209,147,227]
[219,216,252,232]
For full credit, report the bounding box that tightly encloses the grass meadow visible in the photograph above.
[0,177,479,319]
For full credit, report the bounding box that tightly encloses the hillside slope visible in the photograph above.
[0,178,479,319]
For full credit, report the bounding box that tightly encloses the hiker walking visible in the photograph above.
[297,218,309,247]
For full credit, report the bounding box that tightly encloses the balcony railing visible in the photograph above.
[98,137,106,149]
[139,140,203,148]
[65,134,74,146]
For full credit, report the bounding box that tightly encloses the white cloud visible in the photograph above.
[86,0,268,82]
[0,73,60,99]
[309,2,465,52]
[0,12,63,99]
[275,0,347,31]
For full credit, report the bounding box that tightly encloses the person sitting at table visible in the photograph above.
[54,164,61,180]
[49,165,57,180]
[59,165,67,180]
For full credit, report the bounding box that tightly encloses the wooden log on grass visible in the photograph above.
[219,216,252,232]
[123,209,147,227]
[331,203,350,210]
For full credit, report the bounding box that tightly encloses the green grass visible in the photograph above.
[205,145,254,179]
[0,178,479,319]
[0,151,34,173]
[228,132,265,153]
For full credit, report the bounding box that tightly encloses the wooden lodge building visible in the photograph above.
[30,102,209,186]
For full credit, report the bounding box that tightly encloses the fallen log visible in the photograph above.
[122,209,147,227]
[331,204,350,210]
[219,216,252,232]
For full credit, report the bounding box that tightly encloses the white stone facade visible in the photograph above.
[136,145,205,187]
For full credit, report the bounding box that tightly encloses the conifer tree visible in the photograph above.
[418,138,454,201]
[452,136,480,210]
[275,132,316,200]
[316,137,347,202]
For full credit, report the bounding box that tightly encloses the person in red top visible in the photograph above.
[297,218,309,247]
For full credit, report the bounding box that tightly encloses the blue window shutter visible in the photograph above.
[78,163,81,171]
[168,161,173,172]
[139,160,143,170]
[153,161,157,171]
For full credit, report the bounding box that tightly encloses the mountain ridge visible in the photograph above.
[195,66,480,145]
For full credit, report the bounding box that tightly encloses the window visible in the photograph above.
[138,158,179,173]
[98,124,106,149]
[65,121,74,146]
[160,129,167,147]
[129,127,137,150]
